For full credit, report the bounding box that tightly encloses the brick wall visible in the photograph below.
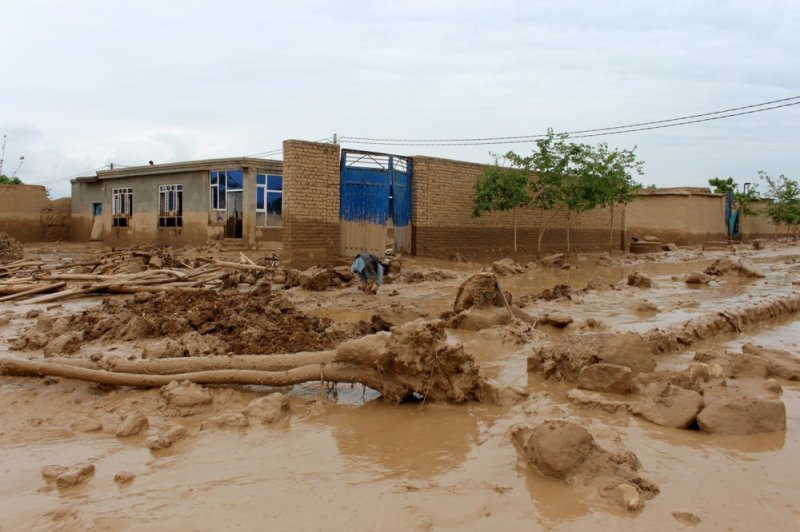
[282,140,341,265]
[411,156,624,256]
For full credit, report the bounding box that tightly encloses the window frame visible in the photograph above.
[256,173,283,227]
[210,169,244,211]
[111,187,132,228]
[158,184,183,228]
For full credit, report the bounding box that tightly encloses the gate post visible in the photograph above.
[282,140,341,267]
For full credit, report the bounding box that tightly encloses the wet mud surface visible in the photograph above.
[1,241,800,530]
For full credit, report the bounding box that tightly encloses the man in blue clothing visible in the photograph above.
[350,252,390,294]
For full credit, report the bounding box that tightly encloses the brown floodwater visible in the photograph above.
[1,245,799,530]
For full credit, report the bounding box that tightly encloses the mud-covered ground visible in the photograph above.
[1,241,799,531]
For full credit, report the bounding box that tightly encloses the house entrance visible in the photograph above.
[226,190,243,239]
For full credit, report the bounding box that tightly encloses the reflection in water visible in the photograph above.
[327,402,479,479]
[522,465,592,527]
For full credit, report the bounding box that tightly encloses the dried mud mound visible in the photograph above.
[512,420,659,510]
[645,293,800,354]
[528,333,656,382]
[13,288,341,355]
[0,232,23,264]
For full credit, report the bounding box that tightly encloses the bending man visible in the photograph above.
[350,252,390,294]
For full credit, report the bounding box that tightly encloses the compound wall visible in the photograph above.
[0,184,70,242]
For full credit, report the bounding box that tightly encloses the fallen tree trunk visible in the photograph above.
[0,356,382,390]
[1,320,484,404]
[214,260,270,271]
[46,351,338,373]
[0,282,67,302]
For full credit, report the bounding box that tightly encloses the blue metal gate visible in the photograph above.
[340,149,412,256]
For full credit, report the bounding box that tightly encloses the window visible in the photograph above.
[112,187,132,228]
[210,169,244,211]
[256,173,283,227]
[158,184,183,227]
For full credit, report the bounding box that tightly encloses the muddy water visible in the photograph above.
[2,246,800,530]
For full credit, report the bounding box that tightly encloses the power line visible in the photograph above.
[246,136,332,158]
[29,166,108,186]
[338,95,800,146]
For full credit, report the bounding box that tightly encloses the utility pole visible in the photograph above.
[0,135,6,175]
[11,156,25,178]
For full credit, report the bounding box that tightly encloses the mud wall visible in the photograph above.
[625,191,727,245]
[411,156,624,257]
[0,184,70,242]
[282,140,341,266]
[740,200,779,239]
[626,192,779,245]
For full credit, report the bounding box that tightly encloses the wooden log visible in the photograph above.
[34,273,116,282]
[0,282,67,302]
[43,260,102,271]
[0,284,39,296]
[214,260,268,271]
[239,252,259,267]
[0,260,44,271]
[22,287,91,305]
[105,284,202,294]
[47,351,338,374]
[0,356,382,390]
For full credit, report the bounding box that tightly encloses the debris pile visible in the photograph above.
[10,287,340,355]
[0,232,24,264]
[0,248,279,304]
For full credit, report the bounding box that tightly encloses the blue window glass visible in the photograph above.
[210,172,218,185]
[226,170,243,189]
[267,174,282,190]
[257,174,266,186]
[267,191,282,215]
[257,188,265,210]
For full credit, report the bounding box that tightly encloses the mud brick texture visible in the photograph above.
[410,156,624,256]
[282,140,341,266]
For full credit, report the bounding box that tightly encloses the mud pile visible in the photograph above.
[401,267,457,283]
[12,287,342,355]
[512,419,659,511]
[528,332,656,382]
[517,283,573,306]
[645,292,800,353]
[0,232,23,263]
[704,256,765,278]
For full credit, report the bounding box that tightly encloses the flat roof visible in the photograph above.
[73,156,281,183]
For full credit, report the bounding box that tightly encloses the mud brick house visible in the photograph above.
[71,140,774,266]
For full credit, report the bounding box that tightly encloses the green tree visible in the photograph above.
[707,177,736,194]
[759,171,800,236]
[472,157,531,252]
[516,129,581,257]
[583,142,643,255]
[0,174,23,185]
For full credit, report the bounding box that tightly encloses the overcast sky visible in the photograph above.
[1,0,798,199]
